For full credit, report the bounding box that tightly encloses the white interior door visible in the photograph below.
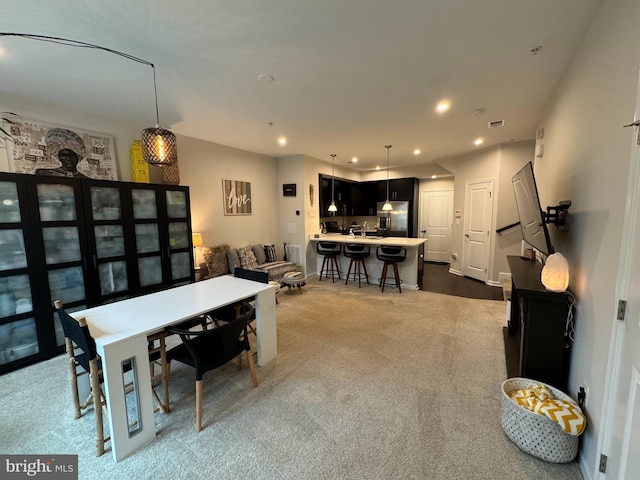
[420,189,453,262]
[605,94,640,480]
[462,179,493,282]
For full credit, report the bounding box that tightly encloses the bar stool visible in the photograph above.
[317,241,342,282]
[343,244,370,287]
[376,246,407,293]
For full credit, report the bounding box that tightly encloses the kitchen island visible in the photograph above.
[309,234,426,289]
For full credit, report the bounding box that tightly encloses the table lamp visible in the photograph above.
[192,233,203,268]
[541,252,569,292]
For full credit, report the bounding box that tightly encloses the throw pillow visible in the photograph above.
[227,249,241,273]
[238,245,259,269]
[252,244,267,265]
[264,244,277,263]
[203,244,230,278]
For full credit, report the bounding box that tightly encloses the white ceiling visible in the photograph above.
[1,1,603,172]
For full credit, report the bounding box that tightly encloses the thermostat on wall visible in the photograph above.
[283,183,297,196]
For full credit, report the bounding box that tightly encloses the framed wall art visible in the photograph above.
[5,118,118,180]
[222,179,252,215]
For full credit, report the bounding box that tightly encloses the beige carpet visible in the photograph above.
[0,279,583,479]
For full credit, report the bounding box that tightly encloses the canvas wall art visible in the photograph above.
[222,179,252,215]
[6,118,118,180]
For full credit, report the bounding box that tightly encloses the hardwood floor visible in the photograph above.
[422,262,504,301]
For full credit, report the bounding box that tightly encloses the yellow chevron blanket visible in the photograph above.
[509,383,586,436]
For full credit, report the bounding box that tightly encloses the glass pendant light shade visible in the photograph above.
[383,145,393,211]
[141,126,178,166]
[328,154,337,213]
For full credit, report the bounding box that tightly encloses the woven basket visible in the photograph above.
[501,378,579,463]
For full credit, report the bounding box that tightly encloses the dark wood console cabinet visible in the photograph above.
[503,256,572,391]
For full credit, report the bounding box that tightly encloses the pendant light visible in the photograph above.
[140,64,178,166]
[382,145,393,211]
[328,154,338,213]
[0,32,177,167]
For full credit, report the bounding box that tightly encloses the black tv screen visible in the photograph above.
[512,161,554,256]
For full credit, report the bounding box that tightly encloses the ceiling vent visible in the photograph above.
[488,120,505,128]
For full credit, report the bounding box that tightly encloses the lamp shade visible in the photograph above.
[141,126,178,166]
[541,252,569,292]
[328,201,338,212]
[382,201,393,211]
[191,233,203,248]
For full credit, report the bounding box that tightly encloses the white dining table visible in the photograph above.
[71,275,277,461]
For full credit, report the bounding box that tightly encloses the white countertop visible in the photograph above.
[310,234,426,247]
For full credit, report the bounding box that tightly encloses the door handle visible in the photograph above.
[465,233,470,238]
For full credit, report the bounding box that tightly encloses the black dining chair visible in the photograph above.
[54,300,171,456]
[166,303,258,432]
[55,301,108,457]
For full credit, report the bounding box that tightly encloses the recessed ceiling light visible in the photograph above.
[351,157,358,163]
[431,175,437,179]
[278,137,287,146]
[376,166,381,171]
[413,149,421,155]
[474,138,484,146]
[435,101,450,113]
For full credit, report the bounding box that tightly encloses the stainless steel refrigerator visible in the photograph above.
[377,201,410,237]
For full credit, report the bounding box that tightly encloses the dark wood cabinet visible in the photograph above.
[319,175,419,220]
[504,256,572,390]
[0,172,193,374]
[376,177,419,202]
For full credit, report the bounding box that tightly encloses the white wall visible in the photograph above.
[494,141,536,280]
[177,135,280,250]
[277,155,306,268]
[534,0,640,477]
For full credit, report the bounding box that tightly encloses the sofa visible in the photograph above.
[199,243,299,283]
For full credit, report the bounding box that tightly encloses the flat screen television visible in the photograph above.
[512,161,554,256]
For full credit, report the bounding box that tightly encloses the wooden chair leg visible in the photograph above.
[246,349,258,387]
[196,379,203,432]
[329,257,336,282]
[148,332,170,413]
[65,343,83,419]
[89,358,105,457]
[393,262,402,293]
[381,262,388,292]
[345,259,354,285]
[362,259,370,284]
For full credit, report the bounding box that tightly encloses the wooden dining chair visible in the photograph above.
[54,300,171,456]
[166,304,258,432]
[54,300,109,456]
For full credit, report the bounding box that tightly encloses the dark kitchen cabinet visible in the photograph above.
[319,174,354,216]
[377,177,419,202]
[359,181,378,216]
[0,172,194,374]
[503,256,572,390]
